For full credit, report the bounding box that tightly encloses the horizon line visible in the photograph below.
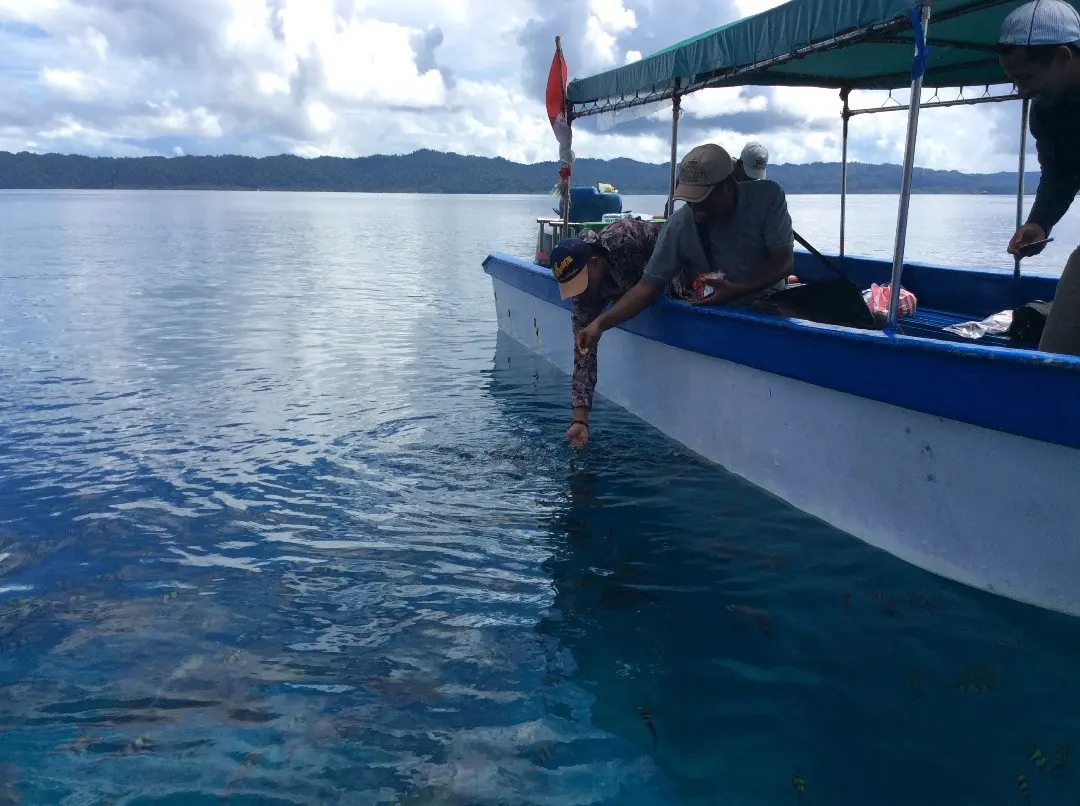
[0,149,1036,177]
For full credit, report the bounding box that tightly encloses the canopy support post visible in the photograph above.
[886,0,932,333]
[666,82,682,218]
[840,87,851,258]
[1013,97,1030,283]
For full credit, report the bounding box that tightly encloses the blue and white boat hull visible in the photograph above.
[485,251,1080,617]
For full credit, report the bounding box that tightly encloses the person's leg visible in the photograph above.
[1039,245,1080,357]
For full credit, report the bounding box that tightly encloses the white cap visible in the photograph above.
[740,141,769,180]
[999,0,1080,47]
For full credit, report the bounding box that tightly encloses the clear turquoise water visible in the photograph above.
[1,190,1079,805]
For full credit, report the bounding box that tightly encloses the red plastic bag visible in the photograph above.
[692,272,724,300]
[865,283,917,318]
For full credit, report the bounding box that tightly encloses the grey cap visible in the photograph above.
[672,144,735,203]
[999,0,1080,46]
[739,142,769,180]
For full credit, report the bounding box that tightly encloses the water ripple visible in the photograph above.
[0,192,1078,805]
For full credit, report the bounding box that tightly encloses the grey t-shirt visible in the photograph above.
[642,179,794,290]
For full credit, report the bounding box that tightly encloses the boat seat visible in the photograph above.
[900,306,1013,348]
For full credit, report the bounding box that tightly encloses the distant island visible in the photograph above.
[0,148,1040,195]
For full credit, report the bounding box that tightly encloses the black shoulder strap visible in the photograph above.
[793,229,848,281]
[695,218,713,267]
[698,214,847,283]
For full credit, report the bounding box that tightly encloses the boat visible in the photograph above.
[481,0,1080,617]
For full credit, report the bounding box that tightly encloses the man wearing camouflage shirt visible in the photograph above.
[548,217,661,447]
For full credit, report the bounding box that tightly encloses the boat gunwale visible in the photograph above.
[484,250,1080,449]
[484,251,1072,366]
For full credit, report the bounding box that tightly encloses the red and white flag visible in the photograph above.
[546,39,573,192]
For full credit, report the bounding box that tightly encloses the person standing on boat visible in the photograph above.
[549,217,661,447]
[999,0,1080,355]
[733,142,769,183]
[575,143,794,354]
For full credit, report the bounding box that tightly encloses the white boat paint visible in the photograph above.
[492,276,1080,617]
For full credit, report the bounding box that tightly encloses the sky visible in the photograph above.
[0,0,1035,172]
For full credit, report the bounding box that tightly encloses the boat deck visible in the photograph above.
[791,250,1059,349]
[900,306,1011,347]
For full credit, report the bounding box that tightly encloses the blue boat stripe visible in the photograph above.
[483,253,1080,451]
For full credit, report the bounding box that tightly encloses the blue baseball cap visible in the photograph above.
[548,237,593,299]
[1000,0,1080,46]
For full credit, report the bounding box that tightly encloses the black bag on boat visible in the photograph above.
[1008,300,1053,347]
[691,219,880,330]
[750,279,881,330]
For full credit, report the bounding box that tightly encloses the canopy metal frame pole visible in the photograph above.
[666,82,682,218]
[840,88,851,258]
[848,90,1019,115]
[886,0,932,333]
[1014,96,1030,282]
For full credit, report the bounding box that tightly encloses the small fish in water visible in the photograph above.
[221,749,265,805]
[563,598,577,621]
[881,596,896,617]
[1014,771,1031,798]
[60,733,101,754]
[954,666,996,695]
[842,592,851,612]
[120,735,153,756]
[535,741,553,765]
[705,541,761,559]
[638,707,657,747]
[1049,739,1067,773]
[908,593,934,611]
[1030,748,1047,770]
[597,585,657,609]
[908,668,923,701]
[792,774,806,793]
[0,785,17,805]
[1048,743,1070,775]
[727,604,772,635]
[761,555,791,572]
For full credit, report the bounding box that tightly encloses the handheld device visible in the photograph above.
[1018,237,1054,255]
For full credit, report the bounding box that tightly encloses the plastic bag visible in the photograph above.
[942,310,1013,340]
[692,272,725,300]
[863,283,917,317]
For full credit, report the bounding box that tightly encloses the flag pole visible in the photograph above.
[556,36,571,239]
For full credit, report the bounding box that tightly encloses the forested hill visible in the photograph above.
[0,149,1039,194]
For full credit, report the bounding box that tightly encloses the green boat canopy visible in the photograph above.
[567,0,1080,117]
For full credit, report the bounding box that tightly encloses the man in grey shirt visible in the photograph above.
[575,142,795,355]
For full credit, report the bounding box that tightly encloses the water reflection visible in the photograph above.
[1,189,1080,805]
[487,333,1080,806]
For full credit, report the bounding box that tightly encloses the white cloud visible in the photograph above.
[40,66,104,99]
[0,0,1030,174]
[591,0,637,32]
[584,0,639,68]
